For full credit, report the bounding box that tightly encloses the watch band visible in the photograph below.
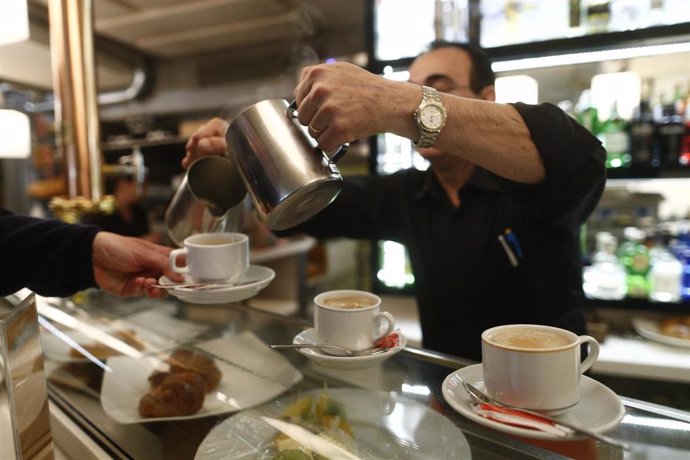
[414,86,446,148]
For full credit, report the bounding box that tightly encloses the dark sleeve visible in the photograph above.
[503,102,607,229]
[0,208,100,297]
[277,173,409,242]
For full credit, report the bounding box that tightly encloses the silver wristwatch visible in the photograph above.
[413,86,447,148]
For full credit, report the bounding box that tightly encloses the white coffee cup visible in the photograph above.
[313,290,395,353]
[481,324,600,413]
[169,232,249,283]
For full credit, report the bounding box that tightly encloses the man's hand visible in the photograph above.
[294,62,418,152]
[182,118,229,169]
[92,232,184,298]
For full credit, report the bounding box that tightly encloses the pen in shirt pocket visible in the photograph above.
[498,234,518,267]
[503,228,523,259]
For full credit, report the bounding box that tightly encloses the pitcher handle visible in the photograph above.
[287,100,349,163]
[287,99,299,118]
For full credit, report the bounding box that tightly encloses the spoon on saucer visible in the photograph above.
[461,378,629,449]
[152,278,256,290]
[270,343,391,357]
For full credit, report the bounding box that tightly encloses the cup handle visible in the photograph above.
[375,311,396,339]
[169,248,189,275]
[578,335,600,373]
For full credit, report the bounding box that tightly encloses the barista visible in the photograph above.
[183,41,606,361]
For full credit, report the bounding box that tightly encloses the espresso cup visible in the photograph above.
[313,290,395,353]
[169,232,249,283]
[481,324,600,413]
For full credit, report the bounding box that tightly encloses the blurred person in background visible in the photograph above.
[84,173,162,243]
[183,41,606,361]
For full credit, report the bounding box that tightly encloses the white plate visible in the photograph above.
[159,265,275,304]
[442,364,625,441]
[100,332,302,424]
[292,328,406,370]
[632,317,690,349]
[194,387,471,460]
[40,323,178,364]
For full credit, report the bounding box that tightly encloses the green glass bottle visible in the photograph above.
[617,227,651,298]
[598,101,631,168]
[575,89,599,135]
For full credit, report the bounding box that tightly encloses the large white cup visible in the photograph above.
[313,290,395,353]
[169,232,249,283]
[481,324,600,413]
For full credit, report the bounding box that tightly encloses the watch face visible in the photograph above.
[420,104,445,130]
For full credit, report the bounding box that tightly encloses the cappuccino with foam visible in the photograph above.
[486,328,573,349]
[481,324,600,412]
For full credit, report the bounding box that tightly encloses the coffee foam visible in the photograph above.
[321,295,377,309]
[488,328,572,349]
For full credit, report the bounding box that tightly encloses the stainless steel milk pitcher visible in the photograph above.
[225,99,348,231]
[165,156,246,246]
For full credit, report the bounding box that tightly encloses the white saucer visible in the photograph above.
[292,328,406,370]
[159,265,275,304]
[442,364,625,441]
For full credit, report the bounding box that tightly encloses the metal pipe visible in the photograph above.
[47,0,102,201]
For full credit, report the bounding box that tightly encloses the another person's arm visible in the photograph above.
[183,119,229,169]
[0,208,181,298]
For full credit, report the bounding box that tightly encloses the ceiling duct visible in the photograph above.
[18,1,154,109]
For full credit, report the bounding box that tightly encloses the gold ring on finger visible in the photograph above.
[308,123,323,136]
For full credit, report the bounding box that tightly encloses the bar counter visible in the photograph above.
[34,292,690,459]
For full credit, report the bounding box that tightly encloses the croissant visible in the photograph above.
[138,371,206,417]
[166,348,222,392]
[148,370,169,388]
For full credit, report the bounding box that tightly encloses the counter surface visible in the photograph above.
[35,292,690,460]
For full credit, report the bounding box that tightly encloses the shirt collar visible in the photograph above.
[413,166,501,201]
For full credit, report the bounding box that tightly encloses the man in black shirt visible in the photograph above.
[184,42,606,361]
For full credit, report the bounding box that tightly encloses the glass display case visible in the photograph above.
[25,291,690,459]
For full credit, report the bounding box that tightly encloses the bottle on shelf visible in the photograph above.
[679,96,690,167]
[569,0,582,31]
[575,89,599,135]
[670,221,690,260]
[680,127,690,167]
[584,0,611,34]
[583,231,627,300]
[649,245,683,303]
[598,100,631,169]
[630,100,656,168]
[617,227,651,298]
[656,102,685,168]
[681,249,690,302]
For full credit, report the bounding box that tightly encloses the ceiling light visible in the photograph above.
[0,109,31,159]
[0,0,29,46]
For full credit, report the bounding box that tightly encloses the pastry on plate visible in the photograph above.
[659,316,690,340]
[138,371,207,417]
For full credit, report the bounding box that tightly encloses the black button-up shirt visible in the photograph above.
[289,102,607,361]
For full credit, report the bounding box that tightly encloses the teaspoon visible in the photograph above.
[461,378,629,449]
[270,343,390,357]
